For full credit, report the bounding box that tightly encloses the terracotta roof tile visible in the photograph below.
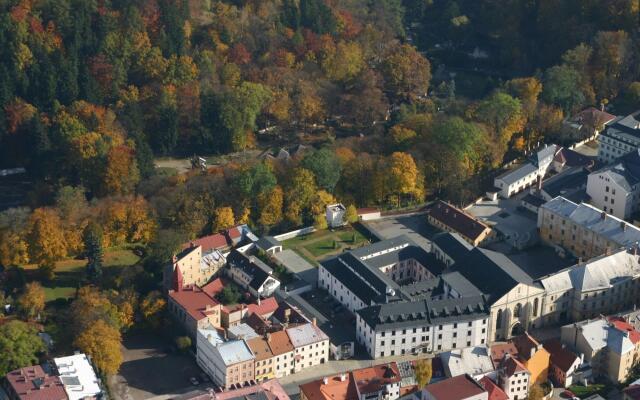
[168,286,219,321]
[267,330,294,355]
[479,376,509,400]
[352,363,401,395]
[299,374,357,400]
[247,337,274,361]
[5,365,68,400]
[543,339,579,372]
[425,374,486,400]
[609,316,640,344]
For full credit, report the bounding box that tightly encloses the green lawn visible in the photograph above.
[568,383,610,399]
[282,226,371,260]
[23,249,140,302]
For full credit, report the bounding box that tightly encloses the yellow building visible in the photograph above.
[247,336,276,382]
[513,333,550,385]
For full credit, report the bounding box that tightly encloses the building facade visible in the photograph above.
[597,111,640,163]
[427,201,494,247]
[286,323,330,372]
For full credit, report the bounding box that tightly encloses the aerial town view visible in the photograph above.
[2,1,640,400]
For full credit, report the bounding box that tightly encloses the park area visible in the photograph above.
[281,225,372,263]
[20,248,141,302]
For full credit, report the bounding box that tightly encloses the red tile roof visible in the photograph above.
[425,374,486,400]
[299,374,357,400]
[609,316,640,344]
[168,286,219,321]
[351,363,401,395]
[512,332,543,361]
[490,343,519,368]
[501,356,529,377]
[479,376,509,400]
[247,297,278,317]
[543,339,579,372]
[202,278,225,298]
[5,365,68,400]
[183,233,230,253]
[428,201,490,241]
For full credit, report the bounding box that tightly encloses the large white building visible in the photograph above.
[587,149,640,219]
[538,196,640,259]
[597,111,640,163]
[286,323,330,372]
[496,355,530,400]
[494,145,559,198]
[538,248,640,325]
[356,296,489,358]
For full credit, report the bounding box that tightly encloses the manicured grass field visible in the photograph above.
[568,383,610,399]
[282,226,371,260]
[22,249,140,302]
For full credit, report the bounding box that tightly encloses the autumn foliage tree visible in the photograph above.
[26,208,68,264]
[17,282,45,321]
[74,319,123,375]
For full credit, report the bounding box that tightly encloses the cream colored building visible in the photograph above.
[164,245,222,290]
[286,323,330,373]
[267,331,295,378]
[538,249,640,326]
[537,196,640,260]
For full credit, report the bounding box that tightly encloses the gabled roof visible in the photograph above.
[541,197,640,248]
[286,323,329,348]
[424,374,486,400]
[543,339,579,372]
[227,250,276,291]
[352,363,401,394]
[592,149,640,192]
[247,337,275,361]
[215,340,255,366]
[247,297,279,317]
[432,232,473,258]
[512,332,544,361]
[256,236,281,251]
[168,286,219,321]
[428,201,491,241]
[450,247,534,304]
[267,330,295,355]
[478,376,509,400]
[500,356,529,377]
[490,343,519,368]
[299,373,357,400]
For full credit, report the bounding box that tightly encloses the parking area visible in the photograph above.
[466,196,539,249]
[109,334,210,400]
[363,213,440,250]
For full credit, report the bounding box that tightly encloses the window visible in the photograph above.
[533,298,539,317]
[496,309,503,329]
[606,186,610,193]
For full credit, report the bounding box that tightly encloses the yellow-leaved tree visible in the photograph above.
[258,186,284,227]
[74,320,123,375]
[26,208,68,264]
[213,207,235,232]
[17,282,45,320]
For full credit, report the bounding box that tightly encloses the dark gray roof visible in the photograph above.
[593,150,640,192]
[321,257,384,305]
[362,245,446,276]
[522,193,546,208]
[448,248,533,304]
[350,235,415,258]
[227,250,275,291]
[256,236,281,251]
[401,278,442,300]
[542,167,589,201]
[441,271,483,298]
[432,232,473,258]
[357,295,488,330]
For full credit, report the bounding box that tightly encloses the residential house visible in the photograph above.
[427,201,494,247]
[510,333,550,385]
[587,149,640,219]
[266,330,295,378]
[423,374,488,400]
[53,353,103,400]
[478,376,509,400]
[3,365,68,400]
[227,250,281,298]
[197,329,256,389]
[441,346,495,380]
[180,379,290,400]
[560,316,640,382]
[168,279,222,339]
[597,111,640,163]
[247,336,276,382]
[564,107,616,139]
[494,145,559,198]
[543,339,582,388]
[229,323,260,341]
[496,355,530,400]
[164,245,221,291]
[299,363,401,400]
[287,322,330,372]
[538,196,640,259]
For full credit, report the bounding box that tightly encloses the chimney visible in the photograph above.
[312,317,317,326]
[257,297,261,306]
[340,373,347,382]
[536,175,542,191]
[634,242,639,256]
[266,332,271,342]
[601,211,606,220]
[606,247,611,256]
[190,241,196,248]
[621,221,627,231]
[323,377,329,385]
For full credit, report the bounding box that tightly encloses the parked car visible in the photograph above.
[560,390,576,399]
